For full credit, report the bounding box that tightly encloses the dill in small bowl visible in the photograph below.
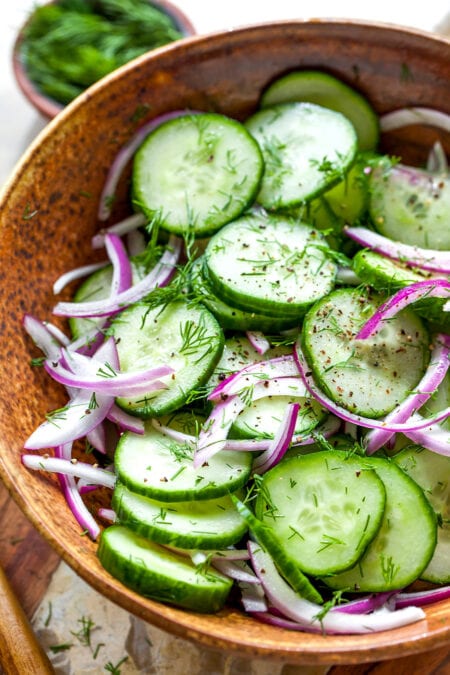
[16,0,194,115]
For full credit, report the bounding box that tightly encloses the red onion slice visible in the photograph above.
[22,453,116,489]
[252,402,300,474]
[208,354,298,402]
[23,314,69,360]
[404,419,450,456]
[195,377,310,467]
[294,343,450,432]
[53,262,109,295]
[427,141,448,174]
[44,358,171,397]
[331,592,397,615]
[394,585,450,608]
[345,225,450,274]
[108,404,145,434]
[245,331,271,355]
[98,110,194,221]
[364,334,450,454]
[355,280,450,340]
[248,541,425,634]
[104,232,133,297]
[23,389,114,450]
[53,235,182,318]
[92,213,147,249]
[53,443,101,539]
[212,559,261,584]
[380,107,450,134]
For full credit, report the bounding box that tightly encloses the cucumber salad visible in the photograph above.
[23,69,450,634]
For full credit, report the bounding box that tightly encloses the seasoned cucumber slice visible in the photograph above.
[204,214,337,319]
[98,525,232,613]
[132,113,263,237]
[190,259,298,332]
[369,160,450,250]
[300,287,429,417]
[111,300,224,417]
[115,417,252,502]
[352,250,450,332]
[260,70,379,151]
[394,445,450,583]
[233,497,323,603]
[324,457,437,592]
[245,102,357,209]
[69,259,146,339]
[112,482,247,550]
[254,450,386,576]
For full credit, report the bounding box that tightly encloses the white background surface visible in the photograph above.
[1,1,449,187]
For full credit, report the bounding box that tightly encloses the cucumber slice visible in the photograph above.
[190,259,298,332]
[369,159,450,250]
[352,249,450,333]
[98,525,232,613]
[254,450,386,576]
[260,70,379,151]
[300,287,429,417]
[245,102,357,209]
[132,113,263,237]
[112,482,247,550]
[204,213,337,319]
[324,457,437,592]
[233,497,323,603]
[110,300,224,417]
[393,445,450,583]
[115,416,252,502]
[69,259,146,339]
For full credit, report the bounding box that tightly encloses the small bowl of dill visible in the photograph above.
[13,0,196,119]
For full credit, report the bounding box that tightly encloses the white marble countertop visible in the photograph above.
[1,2,449,673]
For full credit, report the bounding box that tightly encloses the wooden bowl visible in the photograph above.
[1,21,449,665]
[12,0,196,119]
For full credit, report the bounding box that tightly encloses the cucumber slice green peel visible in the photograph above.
[245,102,358,210]
[132,112,264,237]
[114,418,252,502]
[394,445,450,584]
[111,300,224,418]
[324,457,437,592]
[204,214,337,320]
[300,286,430,418]
[112,481,248,550]
[232,496,323,604]
[254,450,386,577]
[98,525,233,613]
[260,69,380,151]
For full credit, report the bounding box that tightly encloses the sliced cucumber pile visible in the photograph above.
[51,68,449,619]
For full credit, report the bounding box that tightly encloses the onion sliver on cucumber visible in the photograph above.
[22,67,450,630]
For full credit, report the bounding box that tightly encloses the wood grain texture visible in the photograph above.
[0,20,449,666]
